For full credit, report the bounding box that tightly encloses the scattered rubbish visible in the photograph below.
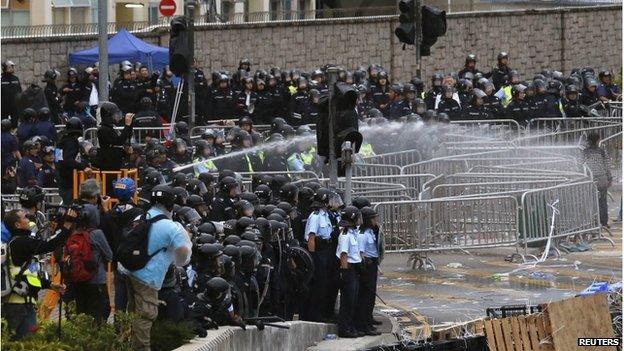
[446,262,463,268]
[324,333,337,340]
[491,273,509,281]
[579,281,622,296]
[528,272,555,280]
[559,242,591,252]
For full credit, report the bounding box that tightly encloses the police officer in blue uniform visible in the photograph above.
[355,207,384,335]
[304,188,334,322]
[335,205,362,338]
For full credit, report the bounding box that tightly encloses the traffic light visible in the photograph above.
[316,82,362,160]
[421,5,447,56]
[395,0,416,45]
[169,16,191,76]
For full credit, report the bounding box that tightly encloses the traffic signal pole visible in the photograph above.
[97,0,108,102]
[415,0,422,79]
[186,0,196,128]
[327,67,339,189]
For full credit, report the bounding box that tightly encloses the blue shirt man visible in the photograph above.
[304,208,333,241]
[124,207,192,290]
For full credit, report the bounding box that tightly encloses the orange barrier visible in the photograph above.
[72,168,139,204]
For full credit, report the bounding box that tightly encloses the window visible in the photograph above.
[53,7,66,24]
[70,7,87,23]
[148,4,158,24]
[1,0,9,10]
[1,9,30,26]
[51,0,91,7]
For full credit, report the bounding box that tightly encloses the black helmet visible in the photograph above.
[175,121,189,135]
[339,205,361,227]
[547,80,563,95]
[296,125,313,136]
[585,78,599,89]
[351,197,371,209]
[66,117,83,134]
[403,83,416,94]
[368,108,383,118]
[22,139,38,152]
[151,185,175,211]
[172,186,189,206]
[219,176,238,194]
[22,108,37,121]
[239,116,253,128]
[198,222,217,236]
[254,184,272,203]
[234,200,254,217]
[187,194,206,208]
[472,88,487,100]
[361,206,379,220]
[255,217,271,240]
[223,235,241,246]
[432,73,444,83]
[497,51,509,61]
[278,183,299,203]
[198,172,215,187]
[268,133,285,143]
[98,101,122,125]
[1,119,12,132]
[19,186,44,207]
[271,117,287,133]
[205,277,230,302]
[565,84,579,95]
[201,129,216,140]
[465,54,477,64]
[276,201,293,214]
[186,179,206,195]
[410,77,424,91]
[43,69,58,82]
[313,187,332,204]
[239,192,259,206]
[511,84,527,97]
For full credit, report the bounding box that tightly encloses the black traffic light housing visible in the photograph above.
[316,82,362,161]
[394,2,447,56]
[395,0,416,45]
[421,5,447,56]
[169,16,191,76]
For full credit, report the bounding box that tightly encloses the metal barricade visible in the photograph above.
[450,119,521,139]
[445,173,575,184]
[2,191,61,210]
[374,196,519,253]
[352,163,402,177]
[515,124,623,147]
[73,169,139,204]
[350,174,435,195]
[519,181,601,249]
[607,101,622,118]
[361,149,422,167]
[528,117,622,134]
[431,180,565,198]
[402,159,468,176]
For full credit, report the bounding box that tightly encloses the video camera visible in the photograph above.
[45,203,84,223]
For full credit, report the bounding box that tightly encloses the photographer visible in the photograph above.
[2,208,76,339]
[57,117,92,205]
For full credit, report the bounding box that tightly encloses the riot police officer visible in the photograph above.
[1,60,22,125]
[505,84,531,125]
[42,69,62,124]
[437,85,461,120]
[563,84,583,117]
[210,176,239,221]
[488,51,513,90]
[462,89,492,120]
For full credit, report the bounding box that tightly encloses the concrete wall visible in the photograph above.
[174,321,336,351]
[1,5,621,86]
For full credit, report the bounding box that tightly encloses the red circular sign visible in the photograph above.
[159,0,177,17]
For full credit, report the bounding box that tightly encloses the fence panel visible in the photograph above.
[375,196,518,253]
[361,149,422,167]
[431,180,564,198]
[352,163,402,177]
[519,181,601,248]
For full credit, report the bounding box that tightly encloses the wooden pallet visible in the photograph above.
[432,319,485,341]
[484,313,554,351]
[484,294,616,351]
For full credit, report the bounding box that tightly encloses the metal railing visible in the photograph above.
[1,20,167,39]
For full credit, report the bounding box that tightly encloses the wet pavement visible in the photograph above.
[377,214,622,327]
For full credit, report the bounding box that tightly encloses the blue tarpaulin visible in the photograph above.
[68,28,168,70]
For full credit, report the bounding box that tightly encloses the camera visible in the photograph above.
[46,203,84,223]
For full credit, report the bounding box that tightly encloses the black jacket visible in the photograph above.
[437,98,462,120]
[210,193,236,222]
[1,73,21,121]
[57,133,88,189]
[505,99,531,125]
[96,123,133,170]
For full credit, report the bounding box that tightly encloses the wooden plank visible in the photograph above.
[517,315,532,351]
[542,294,616,351]
[501,318,515,351]
[493,319,508,351]
[510,316,523,351]
[484,320,499,351]
[528,315,540,351]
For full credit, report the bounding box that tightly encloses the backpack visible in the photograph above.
[116,214,168,271]
[64,229,96,283]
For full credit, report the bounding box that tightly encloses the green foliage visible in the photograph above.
[2,312,134,351]
[150,319,196,351]
[1,313,195,351]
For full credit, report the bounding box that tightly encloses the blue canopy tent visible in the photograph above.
[68,28,168,71]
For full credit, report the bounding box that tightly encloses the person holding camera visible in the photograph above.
[2,208,76,339]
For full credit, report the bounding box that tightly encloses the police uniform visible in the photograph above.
[304,208,333,322]
[355,227,382,332]
[336,227,362,335]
